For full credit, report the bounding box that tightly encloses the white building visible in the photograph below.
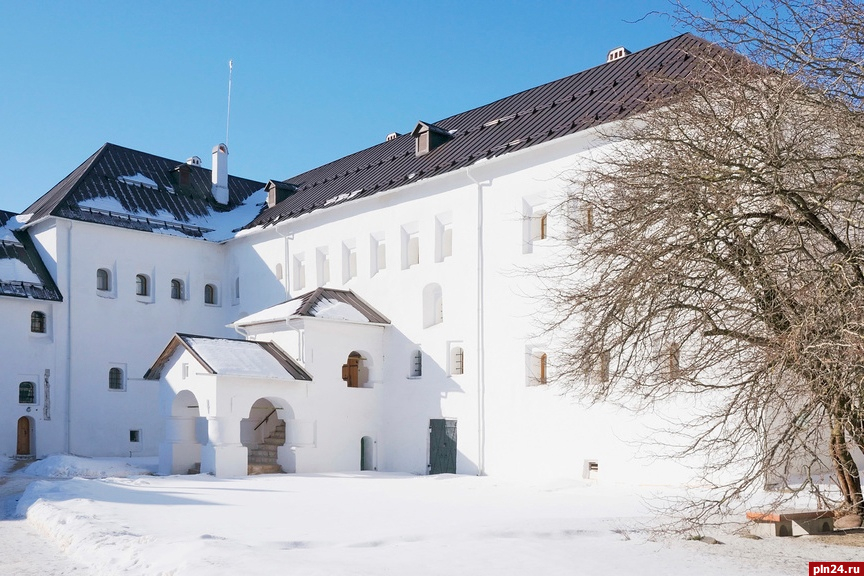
[2,34,711,482]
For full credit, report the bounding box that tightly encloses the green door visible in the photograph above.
[429,419,457,474]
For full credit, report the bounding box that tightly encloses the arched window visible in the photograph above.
[234,276,240,299]
[108,367,124,390]
[30,311,46,333]
[204,283,217,305]
[275,263,283,280]
[668,343,681,379]
[342,351,367,388]
[423,283,443,327]
[18,381,35,404]
[135,274,149,296]
[539,353,547,385]
[410,350,422,378]
[450,346,464,376]
[171,279,184,300]
[96,268,111,291]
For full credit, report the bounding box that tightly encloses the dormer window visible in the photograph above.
[412,121,454,157]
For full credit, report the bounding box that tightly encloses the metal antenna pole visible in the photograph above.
[226,59,233,147]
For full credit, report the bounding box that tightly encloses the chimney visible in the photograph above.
[265,180,298,208]
[211,143,229,205]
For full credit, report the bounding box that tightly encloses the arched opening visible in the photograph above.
[17,416,33,456]
[343,351,372,388]
[30,311,46,333]
[423,283,443,328]
[244,398,290,474]
[171,279,184,300]
[204,283,217,305]
[361,436,375,471]
[136,274,149,296]
[96,268,111,291]
[167,390,203,474]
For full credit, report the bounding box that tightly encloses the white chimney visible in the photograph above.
[211,143,229,205]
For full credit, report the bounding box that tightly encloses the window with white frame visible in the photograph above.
[204,283,218,305]
[423,283,443,327]
[449,345,464,376]
[135,274,150,297]
[108,366,125,391]
[342,241,357,283]
[18,381,36,404]
[435,213,453,262]
[30,311,46,333]
[401,224,420,269]
[293,254,306,291]
[317,248,330,286]
[527,349,548,386]
[522,199,550,254]
[233,276,241,303]
[409,350,422,378]
[171,279,184,300]
[371,233,386,275]
[96,268,111,291]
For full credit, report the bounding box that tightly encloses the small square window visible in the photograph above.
[129,430,141,443]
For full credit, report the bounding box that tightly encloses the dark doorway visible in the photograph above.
[429,419,457,474]
[361,436,374,471]
[17,417,31,456]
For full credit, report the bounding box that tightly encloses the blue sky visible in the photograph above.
[0,1,682,213]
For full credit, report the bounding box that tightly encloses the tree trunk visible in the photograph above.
[830,419,864,516]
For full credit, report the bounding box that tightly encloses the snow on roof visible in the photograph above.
[78,188,268,242]
[185,337,297,379]
[310,298,370,322]
[0,213,31,243]
[0,257,43,284]
[144,334,312,381]
[233,288,390,327]
[232,298,305,326]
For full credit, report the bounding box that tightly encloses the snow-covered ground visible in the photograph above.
[1,456,861,576]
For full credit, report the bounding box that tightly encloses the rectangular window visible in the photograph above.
[129,430,141,443]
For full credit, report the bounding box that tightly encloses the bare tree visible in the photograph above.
[543,7,864,527]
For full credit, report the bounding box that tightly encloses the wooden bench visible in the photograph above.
[746,510,834,537]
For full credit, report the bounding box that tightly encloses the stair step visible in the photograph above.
[248,464,283,475]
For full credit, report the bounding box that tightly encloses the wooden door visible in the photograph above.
[428,419,457,474]
[17,417,30,456]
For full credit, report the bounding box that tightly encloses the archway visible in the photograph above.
[360,436,375,471]
[243,398,292,474]
[17,416,33,456]
[165,390,202,474]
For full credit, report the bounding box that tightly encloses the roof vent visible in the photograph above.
[266,180,299,208]
[411,121,454,157]
[386,132,400,142]
[186,156,201,166]
[606,46,631,63]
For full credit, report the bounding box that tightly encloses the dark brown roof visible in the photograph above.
[144,333,312,381]
[0,210,62,301]
[24,143,266,239]
[247,33,716,229]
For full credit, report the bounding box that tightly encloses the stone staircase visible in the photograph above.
[248,422,285,475]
